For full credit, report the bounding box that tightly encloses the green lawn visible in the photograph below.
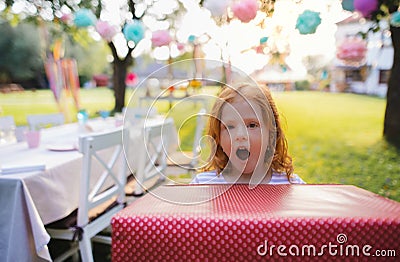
[1,88,399,201]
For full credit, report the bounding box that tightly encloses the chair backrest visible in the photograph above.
[134,118,174,191]
[191,108,207,167]
[77,127,128,226]
[0,116,15,129]
[27,113,65,130]
[123,106,158,123]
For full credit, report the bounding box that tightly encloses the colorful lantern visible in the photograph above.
[341,0,355,12]
[95,20,118,42]
[151,30,172,47]
[73,9,96,28]
[203,0,230,17]
[390,11,400,27]
[123,21,145,44]
[232,0,258,23]
[336,37,367,64]
[354,0,378,18]
[295,10,321,35]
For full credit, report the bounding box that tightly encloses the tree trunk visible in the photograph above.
[108,42,134,113]
[384,25,400,147]
[112,58,128,113]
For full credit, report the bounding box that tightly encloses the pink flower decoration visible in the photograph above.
[354,0,378,18]
[337,37,367,63]
[232,0,258,23]
[177,43,185,51]
[151,30,172,47]
[60,13,73,24]
[95,20,118,42]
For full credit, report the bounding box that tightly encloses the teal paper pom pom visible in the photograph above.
[391,11,400,27]
[123,21,145,44]
[73,9,97,28]
[341,0,354,12]
[259,36,268,44]
[188,35,196,43]
[296,10,321,35]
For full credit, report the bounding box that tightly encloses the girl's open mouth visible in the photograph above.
[236,148,250,160]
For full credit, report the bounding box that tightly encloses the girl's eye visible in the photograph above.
[248,122,259,129]
[227,125,234,130]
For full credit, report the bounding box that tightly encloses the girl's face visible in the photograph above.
[219,98,269,176]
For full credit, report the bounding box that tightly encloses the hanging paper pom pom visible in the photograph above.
[123,21,145,44]
[60,13,73,24]
[232,0,258,23]
[95,20,118,42]
[354,0,378,18]
[295,10,321,35]
[390,11,400,27]
[73,9,97,28]
[203,0,230,17]
[177,42,186,51]
[341,0,355,12]
[188,35,196,43]
[259,36,268,44]
[336,37,367,64]
[151,30,172,47]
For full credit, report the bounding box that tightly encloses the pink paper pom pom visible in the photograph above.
[151,30,172,47]
[232,0,258,23]
[337,37,367,64]
[95,20,118,42]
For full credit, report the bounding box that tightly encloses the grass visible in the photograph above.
[1,88,399,201]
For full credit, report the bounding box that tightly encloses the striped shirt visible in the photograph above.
[191,170,305,184]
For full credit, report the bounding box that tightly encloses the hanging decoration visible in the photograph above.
[341,0,355,12]
[336,37,367,66]
[203,0,230,17]
[353,0,378,18]
[95,20,118,42]
[151,30,172,47]
[73,9,96,28]
[295,10,321,35]
[232,0,259,23]
[123,20,145,44]
[390,11,400,27]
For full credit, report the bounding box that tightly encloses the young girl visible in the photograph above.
[191,83,304,185]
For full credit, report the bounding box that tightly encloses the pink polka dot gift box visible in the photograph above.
[112,184,400,261]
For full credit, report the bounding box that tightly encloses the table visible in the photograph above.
[0,117,177,261]
[112,184,400,261]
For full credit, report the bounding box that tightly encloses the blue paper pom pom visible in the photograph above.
[259,36,268,44]
[342,0,355,12]
[296,10,322,35]
[123,21,145,44]
[73,9,97,28]
[391,11,400,27]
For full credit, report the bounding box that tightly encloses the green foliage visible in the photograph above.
[0,22,42,82]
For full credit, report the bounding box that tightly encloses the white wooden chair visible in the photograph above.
[0,116,16,144]
[0,116,15,129]
[27,113,65,130]
[166,108,207,177]
[131,118,174,196]
[46,127,129,262]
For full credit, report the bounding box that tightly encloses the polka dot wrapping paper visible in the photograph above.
[112,185,400,261]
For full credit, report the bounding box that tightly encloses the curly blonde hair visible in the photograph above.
[203,83,294,181]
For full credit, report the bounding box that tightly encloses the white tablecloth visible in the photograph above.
[0,117,177,261]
